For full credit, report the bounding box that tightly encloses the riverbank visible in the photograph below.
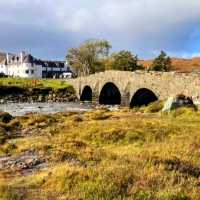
[0,102,93,116]
[0,78,77,103]
[0,107,200,199]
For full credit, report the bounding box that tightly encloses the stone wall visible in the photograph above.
[68,70,200,106]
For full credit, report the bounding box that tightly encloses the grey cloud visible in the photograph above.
[0,0,200,59]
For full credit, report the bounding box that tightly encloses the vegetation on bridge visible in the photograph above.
[0,106,200,199]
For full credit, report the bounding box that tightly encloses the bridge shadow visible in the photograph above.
[130,88,158,108]
[99,82,121,105]
[80,86,93,102]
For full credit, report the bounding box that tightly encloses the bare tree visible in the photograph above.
[67,39,111,76]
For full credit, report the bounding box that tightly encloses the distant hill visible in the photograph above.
[0,52,6,63]
[139,57,200,72]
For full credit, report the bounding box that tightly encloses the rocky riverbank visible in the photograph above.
[0,85,77,103]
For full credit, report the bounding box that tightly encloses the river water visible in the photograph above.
[0,102,93,116]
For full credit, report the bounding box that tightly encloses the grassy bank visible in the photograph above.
[0,77,71,89]
[0,78,76,102]
[0,107,200,199]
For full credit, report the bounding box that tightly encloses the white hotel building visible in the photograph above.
[0,51,73,78]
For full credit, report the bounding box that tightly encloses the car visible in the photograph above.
[0,72,7,77]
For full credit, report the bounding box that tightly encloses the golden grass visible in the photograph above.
[1,108,200,199]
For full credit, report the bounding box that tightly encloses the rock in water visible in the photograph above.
[162,94,195,112]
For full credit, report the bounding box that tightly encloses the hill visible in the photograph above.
[139,57,200,72]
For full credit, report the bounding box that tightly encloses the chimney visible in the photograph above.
[6,53,9,64]
[20,51,24,64]
[20,51,27,63]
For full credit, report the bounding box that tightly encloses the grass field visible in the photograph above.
[0,77,71,89]
[0,106,200,200]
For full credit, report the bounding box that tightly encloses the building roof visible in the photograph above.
[4,51,66,69]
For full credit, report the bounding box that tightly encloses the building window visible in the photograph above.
[31,70,34,74]
[25,70,29,74]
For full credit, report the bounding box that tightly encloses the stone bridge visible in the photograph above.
[68,70,200,107]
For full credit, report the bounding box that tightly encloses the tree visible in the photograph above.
[151,51,172,72]
[66,39,111,76]
[105,50,142,71]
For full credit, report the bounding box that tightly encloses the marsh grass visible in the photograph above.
[143,100,164,113]
[0,126,7,144]
[1,109,200,199]
[0,77,71,90]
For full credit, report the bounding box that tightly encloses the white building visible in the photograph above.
[0,51,73,78]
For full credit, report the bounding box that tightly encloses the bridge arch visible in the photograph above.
[80,86,93,102]
[99,82,121,105]
[130,88,158,108]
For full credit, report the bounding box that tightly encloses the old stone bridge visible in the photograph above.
[68,70,200,107]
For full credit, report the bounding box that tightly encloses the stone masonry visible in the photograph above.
[68,70,200,106]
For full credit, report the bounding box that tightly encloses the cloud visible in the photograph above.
[0,0,200,59]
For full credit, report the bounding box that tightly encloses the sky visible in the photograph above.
[0,0,200,60]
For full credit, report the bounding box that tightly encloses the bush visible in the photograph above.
[144,101,164,113]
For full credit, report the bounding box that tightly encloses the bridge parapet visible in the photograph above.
[68,70,200,106]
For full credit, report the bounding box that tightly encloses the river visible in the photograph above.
[0,102,93,116]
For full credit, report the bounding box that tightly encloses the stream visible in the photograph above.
[0,102,93,116]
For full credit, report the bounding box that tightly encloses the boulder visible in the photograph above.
[162,94,195,112]
[0,154,43,171]
[0,112,13,123]
[38,95,44,102]
[0,99,5,104]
